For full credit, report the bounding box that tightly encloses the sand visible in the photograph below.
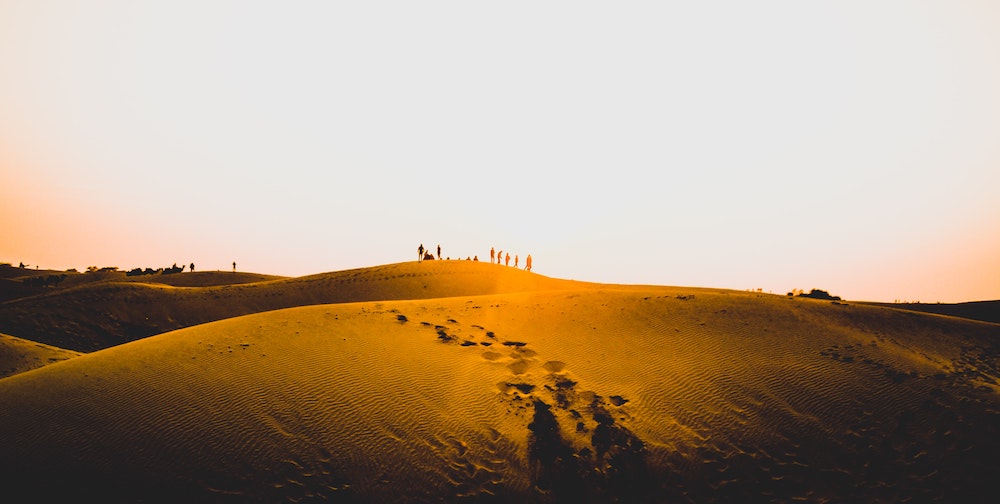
[0,333,81,379]
[0,261,582,351]
[0,261,997,502]
[860,300,1000,324]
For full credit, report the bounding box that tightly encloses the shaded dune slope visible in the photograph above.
[0,278,37,303]
[0,261,582,352]
[0,333,81,379]
[860,300,1000,324]
[1,289,996,502]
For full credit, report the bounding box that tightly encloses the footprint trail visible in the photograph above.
[395,310,659,500]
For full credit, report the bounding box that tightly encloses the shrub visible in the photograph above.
[22,274,66,288]
[162,263,184,275]
[798,289,841,301]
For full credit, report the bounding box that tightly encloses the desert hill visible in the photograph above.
[0,270,997,502]
[0,265,283,297]
[0,261,583,352]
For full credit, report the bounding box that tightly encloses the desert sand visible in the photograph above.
[0,260,997,502]
[0,333,81,379]
[0,262,582,351]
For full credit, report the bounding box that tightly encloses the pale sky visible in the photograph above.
[2,1,999,303]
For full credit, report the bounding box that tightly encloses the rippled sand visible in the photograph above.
[0,262,997,502]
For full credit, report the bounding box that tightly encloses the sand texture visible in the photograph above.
[0,262,997,502]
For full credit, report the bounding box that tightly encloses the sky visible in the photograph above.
[2,0,999,303]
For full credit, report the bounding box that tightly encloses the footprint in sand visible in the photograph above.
[494,355,649,498]
[543,361,567,373]
[406,314,637,434]
[497,382,536,395]
[507,359,532,375]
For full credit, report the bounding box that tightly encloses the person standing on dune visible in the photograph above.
[437,244,441,261]
[418,244,425,262]
[514,255,519,268]
[232,261,236,272]
[505,252,510,266]
[525,254,532,271]
[490,247,495,264]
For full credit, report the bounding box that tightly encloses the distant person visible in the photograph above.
[190,263,195,272]
[418,244,425,262]
[437,244,441,260]
[490,247,495,264]
[232,261,236,272]
[525,254,532,272]
[473,255,479,261]
[514,255,519,268]
[497,250,502,265]
[505,252,510,266]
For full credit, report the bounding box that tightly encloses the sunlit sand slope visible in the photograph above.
[0,261,581,352]
[0,288,996,502]
[0,333,81,379]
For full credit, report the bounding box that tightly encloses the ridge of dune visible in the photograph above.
[0,333,81,379]
[1,287,996,502]
[0,261,584,352]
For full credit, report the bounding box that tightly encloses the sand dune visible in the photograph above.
[0,261,583,352]
[0,333,81,379]
[0,265,997,502]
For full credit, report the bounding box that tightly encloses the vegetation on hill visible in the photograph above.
[788,288,842,301]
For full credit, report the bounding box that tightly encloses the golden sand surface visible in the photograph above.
[0,262,997,502]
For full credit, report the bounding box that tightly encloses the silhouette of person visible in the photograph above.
[497,250,502,265]
[473,255,479,261]
[490,247,495,264]
[190,263,195,273]
[514,255,519,268]
[232,261,236,272]
[505,252,510,266]
[418,244,425,262]
[437,244,441,260]
[526,254,532,271]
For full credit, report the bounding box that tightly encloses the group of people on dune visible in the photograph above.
[490,247,531,271]
[416,244,532,272]
[417,244,442,262]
